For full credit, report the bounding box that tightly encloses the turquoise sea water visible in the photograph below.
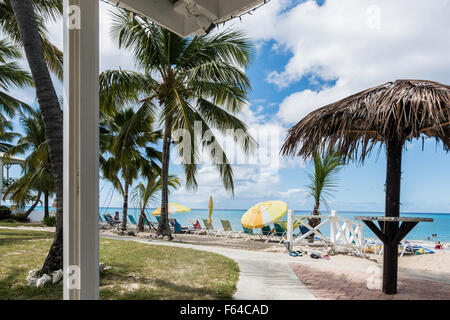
[29,206,450,242]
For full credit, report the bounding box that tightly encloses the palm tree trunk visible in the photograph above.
[11,0,64,273]
[121,167,129,232]
[44,190,49,219]
[307,202,321,243]
[382,138,403,294]
[25,190,41,218]
[138,209,145,232]
[157,118,172,238]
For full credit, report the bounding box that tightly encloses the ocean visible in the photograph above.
[28,206,450,242]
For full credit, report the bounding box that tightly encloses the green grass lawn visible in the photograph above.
[0,229,239,300]
[0,221,45,227]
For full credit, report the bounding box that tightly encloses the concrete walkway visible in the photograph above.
[103,234,316,300]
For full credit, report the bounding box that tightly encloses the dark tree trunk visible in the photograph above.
[25,190,41,218]
[157,118,172,238]
[382,138,403,294]
[11,0,64,273]
[307,203,321,243]
[44,190,49,219]
[121,167,129,232]
[138,209,145,232]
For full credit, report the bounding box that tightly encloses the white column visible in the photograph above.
[287,209,293,252]
[330,210,336,243]
[63,0,99,300]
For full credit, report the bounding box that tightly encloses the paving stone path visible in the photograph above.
[290,263,450,300]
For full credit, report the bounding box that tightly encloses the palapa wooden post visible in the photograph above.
[383,138,403,294]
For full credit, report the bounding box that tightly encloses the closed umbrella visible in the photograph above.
[208,196,213,223]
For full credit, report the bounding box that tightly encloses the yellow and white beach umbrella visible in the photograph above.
[151,203,191,215]
[208,196,214,223]
[241,201,288,229]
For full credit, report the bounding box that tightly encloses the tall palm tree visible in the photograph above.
[10,0,64,273]
[100,108,162,232]
[131,174,180,232]
[4,110,55,218]
[0,0,63,78]
[306,150,346,241]
[109,10,255,238]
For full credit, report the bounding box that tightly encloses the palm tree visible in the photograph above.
[0,38,33,120]
[10,0,64,273]
[0,0,63,78]
[109,9,255,238]
[4,110,55,218]
[131,174,180,232]
[306,150,346,241]
[100,108,162,232]
[0,119,20,152]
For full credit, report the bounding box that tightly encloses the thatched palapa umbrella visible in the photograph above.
[282,79,450,294]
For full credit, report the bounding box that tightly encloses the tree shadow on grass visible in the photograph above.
[0,267,62,300]
[100,273,230,300]
[0,236,52,248]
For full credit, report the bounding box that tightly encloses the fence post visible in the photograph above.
[287,209,293,252]
[330,210,336,244]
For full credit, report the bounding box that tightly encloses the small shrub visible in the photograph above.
[42,216,56,227]
[14,212,30,223]
[0,205,12,221]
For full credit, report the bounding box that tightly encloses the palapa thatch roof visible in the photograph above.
[281,79,450,161]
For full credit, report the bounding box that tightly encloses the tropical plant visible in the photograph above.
[0,38,33,122]
[108,9,255,238]
[100,108,162,232]
[0,0,63,78]
[305,150,346,241]
[11,0,64,273]
[0,205,12,220]
[131,174,180,232]
[4,109,55,218]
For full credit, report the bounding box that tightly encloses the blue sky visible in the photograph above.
[6,0,450,213]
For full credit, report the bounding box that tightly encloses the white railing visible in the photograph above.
[286,210,365,252]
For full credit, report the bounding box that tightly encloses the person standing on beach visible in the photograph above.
[114,211,120,222]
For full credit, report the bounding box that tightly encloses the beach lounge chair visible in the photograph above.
[220,220,239,239]
[172,218,193,234]
[128,215,138,225]
[189,218,204,236]
[242,226,256,241]
[260,225,273,242]
[202,219,218,237]
[103,214,120,227]
[272,223,287,244]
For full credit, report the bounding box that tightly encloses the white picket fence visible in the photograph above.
[286,210,365,252]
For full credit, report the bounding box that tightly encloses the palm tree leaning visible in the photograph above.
[4,110,55,218]
[110,10,255,238]
[10,0,64,273]
[131,174,180,232]
[306,150,346,242]
[100,108,162,232]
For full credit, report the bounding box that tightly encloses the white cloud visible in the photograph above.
[234,0,450,125]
